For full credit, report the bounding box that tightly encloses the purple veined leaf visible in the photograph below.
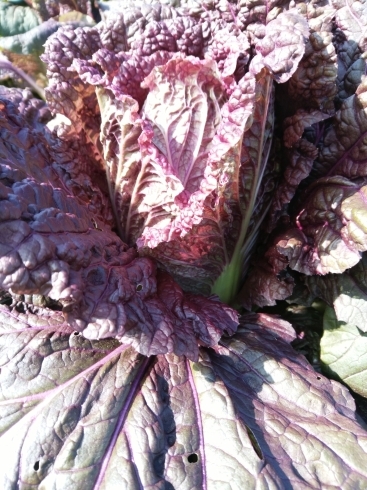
[274,177,367,275]
[240,176,367,307]
[210,11,309,303]
[315,75,367,179]
[332,25,366,104]
[41,23,104,147]
[0,85,238,360]
[264,108,326,237]
[42,7,208,144]
[281,31,337,114]
[249,10,309,83]
[294,0,335,32]
[238,263,295,309]
[211,67,275,303]
[266,76,367,277]
[204,26,250,77]
[332,0,367,52]
[95,55,256,298]
[265,139,318,234]
[73,49,175,107]
[1,310,367,488]
[283,110,331,149]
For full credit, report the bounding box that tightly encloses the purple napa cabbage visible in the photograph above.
[0,1,367,488]
[0,86,237,360]
[41,8,309,302]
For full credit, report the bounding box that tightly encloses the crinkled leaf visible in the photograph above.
[315,75,367,178]
[266,138,318,233]
[42,9,207,145]
[321,306,367,397]
[332,0,367,51]
[283,110,331,149]
[272,76,367,275]
[0,310,367,488]
[293,0,335,33]
[212,67,276,303]
[114,57,256,295]
[31,0,94,20]
[250,10,309,83]
[239,262,295,309]
[204,26,250,77]
[41,7,309,305]
[282,30,337,114]
[333,31,366,104]
[236,0,289,31]
[275,177,367,275]
[0,86,237,360]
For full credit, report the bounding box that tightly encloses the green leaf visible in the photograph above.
[0,3,40,37]
[307,254,367,332]
[321,306,367,397]
[0,19,61,55]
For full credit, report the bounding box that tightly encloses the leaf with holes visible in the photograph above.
[0,309,367,489]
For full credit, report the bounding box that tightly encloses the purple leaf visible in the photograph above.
[0,310,366,488]
[249,11,309,83]
[0,86,238,359]
[283,31,337,114]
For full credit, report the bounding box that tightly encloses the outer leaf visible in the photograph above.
[332,0,367,51]
[306,254,367,332]
[239,262,295,309]
[282,31,337,114]
[315,75,367,178]
[249,10,309,83]
[272,76,367,275]
[283,110,331,149]
[321,306,367,397]
[266,138,318,233]
[204,26,250,77]
[295,0,335,33]
[275,178,367,275]
[214,67,278,305]
[241,171,367,307]
[94,87,143,240]
[0,3,40,37]
[236,0,290,31]
[0,19,63,56]
[1,310,367,489]
[333,30,366,104]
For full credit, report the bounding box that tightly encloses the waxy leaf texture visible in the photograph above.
[322,306,367,397]
[1,1,367,488]
[0,310,367,489]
